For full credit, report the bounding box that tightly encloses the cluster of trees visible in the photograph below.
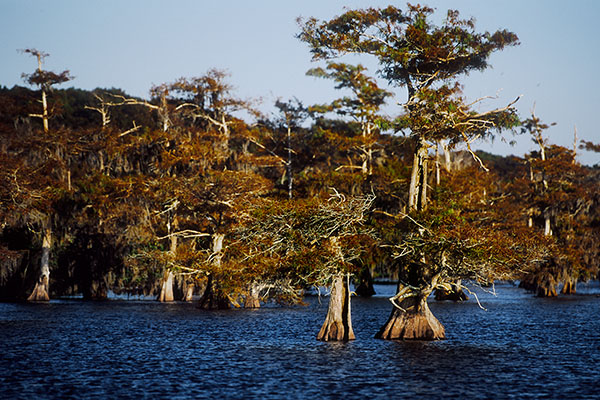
[1,4,598,341]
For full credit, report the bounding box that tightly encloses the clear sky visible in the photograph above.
[1,0,599,165]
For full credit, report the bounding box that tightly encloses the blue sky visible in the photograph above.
[1,0,599,165]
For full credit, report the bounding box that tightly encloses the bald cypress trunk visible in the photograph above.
[198,233,230,309]
[561,277,576,295]
[287,125,293,199]
[182,280,195,301]
[197,275,230,310]
[244,282,261,308]
[354,267,376,297]
[376,288,445,340]
[27,226,51,302]
[317,274,355,341]
[408,137,429,212]
[158,271,174,302]
[41,88,49,133]
[158,217,178,302]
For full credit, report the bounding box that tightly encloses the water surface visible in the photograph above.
[1,282,599,399]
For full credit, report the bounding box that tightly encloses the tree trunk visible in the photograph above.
[27,226,52,301]
[544,214,552,236]
[317,274,355,341]
[198,233,230,309]
[287,125,293,199]
[519,272,558,297]
[158,270,174,302]
[536,273,558,297]
[434,280,468,302]
[159,93,170,132]
[354,267,376,297]
[244,282,261,308]
[561,277,576,295]
[197,275,230,309]
[408,137,429,212]
[441,140,452,172]
[158,216,178,302]
[362,122,373,176]
[537,284,557,297]
[376,289,445,340]
[182,281,195,301]
[435,142,440,186]
[41,88,49,133]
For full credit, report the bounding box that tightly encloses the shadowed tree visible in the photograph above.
[0,141,67,300]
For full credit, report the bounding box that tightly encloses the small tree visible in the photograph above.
[172,69,250,140]
[307,63,392,176]
[20,49,73,133]
[274,98,307,199]
[521,108,556,235]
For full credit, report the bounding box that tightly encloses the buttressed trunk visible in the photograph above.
[158,217,178,302]
[376,288,445,341]
[354,267,376,297]
[158,270,175,302]
[317,274,355,342]
[197,275,230,310]
[28,226,52,301]
[244,282,261,308]
[561,277,576,295]
[182,280,195,301]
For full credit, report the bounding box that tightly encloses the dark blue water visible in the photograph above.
[1,282,599,399]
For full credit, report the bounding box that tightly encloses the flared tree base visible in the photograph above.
[244,296,261,308]
[158,271,175,302]
[317,320,356,341]
[197,276,230,310]
[243,283,262,308]
[376,295,445,340]
[317,274,355,342]
[27,281,49,302]
[561,279,576,295]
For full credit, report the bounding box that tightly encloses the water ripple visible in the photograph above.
[1,283,599,399]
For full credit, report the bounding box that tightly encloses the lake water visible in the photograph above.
[1,282,599,399]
